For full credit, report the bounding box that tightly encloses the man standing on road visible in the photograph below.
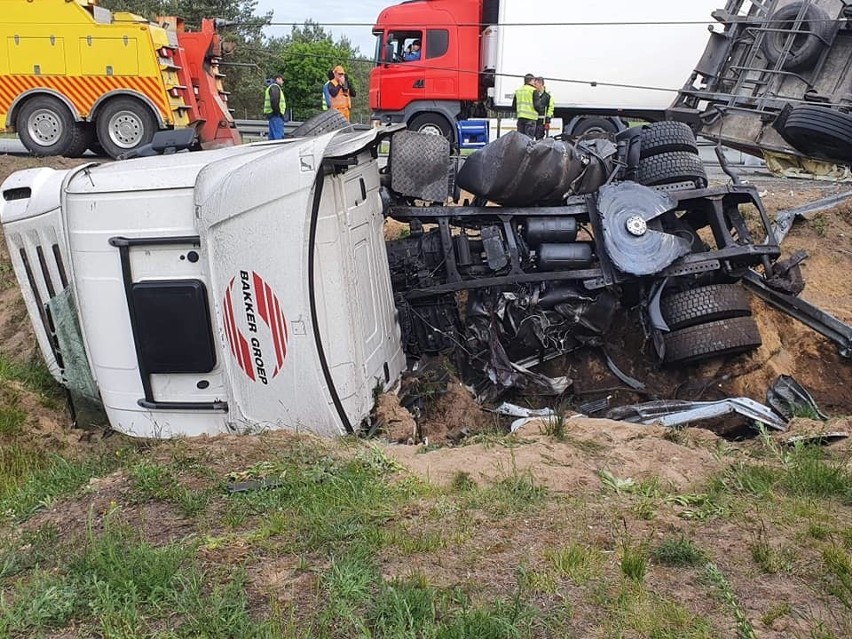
[263,74,287,140]
[513,73,541,138]
[327,65,356,121]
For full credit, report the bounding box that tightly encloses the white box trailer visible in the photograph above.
[0,129,405,438]
[487,0,724,115]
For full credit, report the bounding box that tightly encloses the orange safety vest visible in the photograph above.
[329,81,352,121]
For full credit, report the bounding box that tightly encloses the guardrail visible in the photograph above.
[235,119,301,140]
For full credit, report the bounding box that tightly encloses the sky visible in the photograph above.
[257,0,392,57]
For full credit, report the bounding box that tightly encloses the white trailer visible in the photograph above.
[486,0,725,119]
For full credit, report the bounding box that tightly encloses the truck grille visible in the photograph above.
[6,224,70,379]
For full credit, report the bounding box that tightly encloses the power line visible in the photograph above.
[238,18,849,28]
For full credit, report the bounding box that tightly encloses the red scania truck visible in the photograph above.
[369,0,722,142]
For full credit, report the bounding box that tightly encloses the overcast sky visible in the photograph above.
[257,0,392,56]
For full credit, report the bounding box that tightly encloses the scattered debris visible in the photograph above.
[785,432,849,446]
[494,402,558,433]
[771,190,852,243]
[606,397,787,431]
[766,375,828,421]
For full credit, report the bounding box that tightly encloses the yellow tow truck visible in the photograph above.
[0,0,239,157]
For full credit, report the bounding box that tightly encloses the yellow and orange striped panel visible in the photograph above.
[0,74,170,122]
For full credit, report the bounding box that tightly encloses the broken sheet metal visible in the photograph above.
[766,375,828,420]
[495,402,558,433]
[606,397,787,431]
[456,132,616,206]
[597,182,692,276]
[770,190,852,244]
[785,432,849,446]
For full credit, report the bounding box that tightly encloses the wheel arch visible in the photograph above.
[89,90,168,128]
[402,101,461,143]
[6,89,82,129]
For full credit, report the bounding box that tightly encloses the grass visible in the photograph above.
[0,448,121,522]
[704,562,757,639]
[0,406,26,436]
[546,542,604,585]
[0,353,63,400]
[652,536,706,567]
[1,420,851,637]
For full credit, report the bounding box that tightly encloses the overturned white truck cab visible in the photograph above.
[0,129,406,437]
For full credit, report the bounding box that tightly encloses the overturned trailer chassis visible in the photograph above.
[384,143,783,393]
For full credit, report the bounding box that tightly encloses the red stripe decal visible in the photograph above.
[254,272,268,324]
[238,333,255,381]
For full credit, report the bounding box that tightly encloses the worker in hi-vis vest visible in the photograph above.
[326,65,356,121]
[263,74,286,140]
[512,73,542,138]
[322,70,334,110]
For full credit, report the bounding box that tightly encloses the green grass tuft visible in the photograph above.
[652,536,706,567]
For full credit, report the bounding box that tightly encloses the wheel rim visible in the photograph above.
[417,123,445,137]
[27,109,64,147]
[108,110,146,149]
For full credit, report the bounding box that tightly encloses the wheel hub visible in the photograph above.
[418,124,443,137]
[109,111,144,148]
[28,110,63,146]
[625,215,647,237]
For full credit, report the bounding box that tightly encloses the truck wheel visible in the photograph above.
[663,316,762,365]
[572,117,620,137]
[638,151,707,188]
[96,97,157,159]
[290,110,349,137]
[16,95,87,157]
[408,113,454,144]
[761,2,831,71]
[661,283,752,331]
[780,105,852,162]
[639,122,699,159]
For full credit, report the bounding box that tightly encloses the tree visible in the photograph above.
[274,21,364,121]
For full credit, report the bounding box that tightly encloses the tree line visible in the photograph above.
[100,0,374,122]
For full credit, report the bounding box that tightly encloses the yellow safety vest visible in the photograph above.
[263,84,286,115]
[514,83,538,121]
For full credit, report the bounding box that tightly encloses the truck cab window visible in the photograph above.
[426,29,449,59]
[373,31,383,64]
[386,31,423,62]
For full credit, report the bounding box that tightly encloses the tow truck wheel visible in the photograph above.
[637,151,707,189]
[661,284,752,331]
[16,95,87,157]
[408,113,454,145]
[639,122,699,159]
[96,97,156,159]
[663,316,762,365]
